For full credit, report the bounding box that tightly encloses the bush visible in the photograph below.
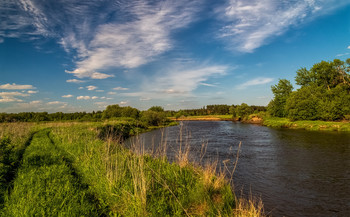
[140,111,168,126]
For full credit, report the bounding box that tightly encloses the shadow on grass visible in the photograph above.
[0,131,36,209]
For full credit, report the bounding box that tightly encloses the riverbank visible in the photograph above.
[170,115,233,121]
[263,117,350,131]
[0,121,264,216]
[171,114,350,132]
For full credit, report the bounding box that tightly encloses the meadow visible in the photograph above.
[0,121,263,216]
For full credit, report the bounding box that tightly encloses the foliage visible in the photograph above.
[285,85,321,121]
[269,59,350,121]
[295,59,350,89]
[102,105,139,119]
[148,106,165,112]
[140,110,168,126]
[267,79,293,117]
[234,103,253,119]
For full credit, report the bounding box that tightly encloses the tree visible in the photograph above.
[148,106,164,112]
[285,85,321,121]
[267,79,293,117]
[295,59,350,90]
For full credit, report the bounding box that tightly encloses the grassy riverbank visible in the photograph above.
[171,113,350,132]
[263,117,350,131]
[0,121,264,216]
[170,115,233,121]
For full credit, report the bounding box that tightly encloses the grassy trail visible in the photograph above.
[0,130,36,210]
[1,129,105,216]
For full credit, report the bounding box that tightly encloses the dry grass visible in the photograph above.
[234,192,265,217]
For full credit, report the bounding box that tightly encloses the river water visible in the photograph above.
[129,121,350,217]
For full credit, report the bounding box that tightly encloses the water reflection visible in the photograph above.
[128,121,350,217]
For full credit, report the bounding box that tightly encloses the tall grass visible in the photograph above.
[1,129,102,216]
[1,121,266,216]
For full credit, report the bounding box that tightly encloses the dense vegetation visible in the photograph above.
[268,59,350,121]
[0,122,263,216]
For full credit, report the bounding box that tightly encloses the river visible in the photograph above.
[128,121,350,217]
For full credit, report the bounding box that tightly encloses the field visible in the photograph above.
[0,121,263,216]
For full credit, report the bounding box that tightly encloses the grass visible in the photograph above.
[171,115,233,121]
[263,117,350,131]
[0,121,265,216]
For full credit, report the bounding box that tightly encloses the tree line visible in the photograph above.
[268,58,350,121]
[0,104,266,123]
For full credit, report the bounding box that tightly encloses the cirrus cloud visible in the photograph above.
[217,0,349,53]
[236,77,274,90]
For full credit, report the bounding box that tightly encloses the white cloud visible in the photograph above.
[123,64,227,100]
[107,92,117,95]
[113,87,129,91]
[27,90,38,94]
[96,90,104,92]
[120,101,128,105]
[78,87,84,90]
[62,1,200,79]
[236,77,273,89]
[77,96,91,100]
[0,83,35,90]
[30,100,41,104]
[47,101,66,105]
[216,0,347,52]
[92,96,98,99]
[347,46,350,49]
[153,65,227,95]
[62,94,73,98]
[86,85,98,91]
[0,91,31,103]
[66,69,114,80]
[0,98,23,103]
[66,78,86,83]
[140,97,151,101]
[336,53,349,57]
[0,92,29,97]
[199,82,216,87]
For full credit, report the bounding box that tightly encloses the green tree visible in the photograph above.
[148,106,164,112]
[285,85,321,121]
[267,79,293,117]
[295,59,350,90]
[235,103,253,119]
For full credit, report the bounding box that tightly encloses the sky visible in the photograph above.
[1,0,350,113]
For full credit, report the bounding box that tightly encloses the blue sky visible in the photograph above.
[1,0,350,112]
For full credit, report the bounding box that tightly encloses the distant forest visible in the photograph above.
[0,104,266,123]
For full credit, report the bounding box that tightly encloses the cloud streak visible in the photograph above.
[236,77,273,89]
[123,64,228,100]
[217,0,349,53]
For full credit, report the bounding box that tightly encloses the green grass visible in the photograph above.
[0,121,264,216]
[263,117,350,131]
[171,115,233,121]
[1,129,102,216]
[49,123,236,216]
